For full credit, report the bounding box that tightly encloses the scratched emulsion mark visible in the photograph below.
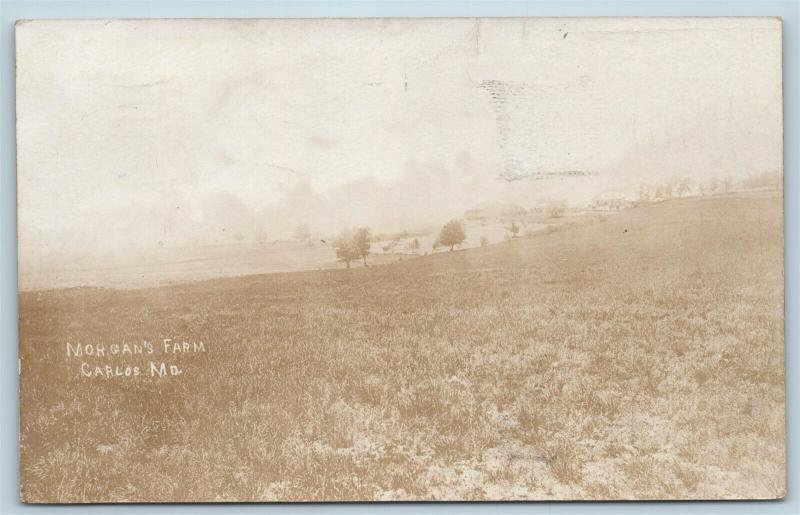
[497,169,599,182]
[479,79,602,182]
[479,79,526,176]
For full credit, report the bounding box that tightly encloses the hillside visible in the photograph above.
[19,203,603,291]
[19,191,784,501]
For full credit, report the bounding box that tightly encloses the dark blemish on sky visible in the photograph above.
[563,32,568,39]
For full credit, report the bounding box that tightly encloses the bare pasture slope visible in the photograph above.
[19,192,784,501]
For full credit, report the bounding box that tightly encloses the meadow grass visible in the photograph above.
[19,192,784,501]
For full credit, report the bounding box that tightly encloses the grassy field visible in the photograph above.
[18,192,784,502]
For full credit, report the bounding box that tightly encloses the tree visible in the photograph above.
[439,220,466,251]
[709,177,719,194]
[722,176,733,193]
[334,229,359,269]
[638,183,651,202]
[409,238,421,253]
[545,203,565,219]
[293,224,311,240]
[676,177,691,198]
[480,236,489,247]
[353,227,372,266]
[508,221,520,238]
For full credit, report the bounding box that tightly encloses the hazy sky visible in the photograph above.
[17,18,782,260]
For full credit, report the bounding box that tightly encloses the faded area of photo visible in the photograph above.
[16,18,785,502]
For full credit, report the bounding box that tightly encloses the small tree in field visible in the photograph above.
[638,183,651,202]
[676,177,691,198]
[508,221,520,238]
[409,238,421,253]
[545,203,565,219]
[709,177,719,194]
[439,220,466,251]
[723,175,733,193]
[334,229,359,269]
[353,227,372,266]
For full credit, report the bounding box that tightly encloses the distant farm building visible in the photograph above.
[592,191,634,211]
[464,201,527,222]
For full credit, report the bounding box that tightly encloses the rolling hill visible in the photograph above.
[19,191,784,501]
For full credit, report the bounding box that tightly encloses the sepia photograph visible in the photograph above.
[16,17,784,502]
